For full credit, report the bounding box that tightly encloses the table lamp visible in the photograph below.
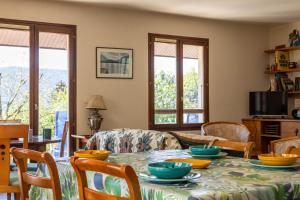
[85,95,107,134]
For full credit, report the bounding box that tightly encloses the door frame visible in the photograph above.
[0,18,77,154]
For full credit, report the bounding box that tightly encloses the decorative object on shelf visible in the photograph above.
[289,29,300,47]
[96,47,133,79]
[281,77,294,92]
[292,108,300,119]
[269,78,277,91]
[275,73,288,91]
[289,62,297,69]
[275,50,289,70]
[295,77,300,91]
[275,44,286,49]
[85,95,107,135]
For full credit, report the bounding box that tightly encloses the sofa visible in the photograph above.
[86,128,182,153]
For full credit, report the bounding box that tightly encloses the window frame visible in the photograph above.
[148,33,209,130]
[0,18,77,153]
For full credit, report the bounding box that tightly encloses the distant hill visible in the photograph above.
[0,66,68,95]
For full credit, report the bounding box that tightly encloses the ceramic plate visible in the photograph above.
[138,172,201,183]
[189,152,228,159]
[249,159,300,169]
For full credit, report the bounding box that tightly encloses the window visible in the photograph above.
[148,33,209,130]
[0,19,76,153]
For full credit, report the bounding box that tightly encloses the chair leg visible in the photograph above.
[14,192,21,200]
[7,193,11,200]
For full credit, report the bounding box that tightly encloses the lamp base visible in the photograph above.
[88,116,103,135]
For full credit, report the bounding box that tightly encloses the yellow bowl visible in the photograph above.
[258,153,298,166]
[74,150,110,160]
[165,158,211,169]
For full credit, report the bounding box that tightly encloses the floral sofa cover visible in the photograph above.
[86,128,182,153]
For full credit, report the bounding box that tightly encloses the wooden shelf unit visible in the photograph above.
[264,45,300,53]
[242,118,300,154]
[264,68,300,74]
[288,90,300,95]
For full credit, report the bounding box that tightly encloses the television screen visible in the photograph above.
[249,91,288,116]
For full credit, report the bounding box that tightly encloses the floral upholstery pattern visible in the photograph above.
[201,122,250,142]
[86,129,182,153]
[9,171,19,186]
[272,136,300,154]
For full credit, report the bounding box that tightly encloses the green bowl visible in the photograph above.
[148,162,192,179]
[190,145,221,155]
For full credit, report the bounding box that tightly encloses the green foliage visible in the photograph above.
[154,69,200,124]
[154,71,176,110]
[0,71,68,135]
[183,68,200,109]
[39,78,68,134]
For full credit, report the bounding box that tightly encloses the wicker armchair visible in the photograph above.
[201,121,250,142]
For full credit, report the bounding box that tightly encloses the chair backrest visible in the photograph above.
[11,148,62,200]
[0,119,22,124]
[60,121,69,157]
[0,124,28,188]
[270,136,300,154]
[212,140,254,159]
[70,157,142,200]
[285,145,300,155]
[202,121,250,142]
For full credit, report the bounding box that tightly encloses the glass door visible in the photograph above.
[0,24,30,123]
[36,26,74,157]
[0,19,76,155]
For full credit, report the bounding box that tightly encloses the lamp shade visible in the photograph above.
[85,95,107,110]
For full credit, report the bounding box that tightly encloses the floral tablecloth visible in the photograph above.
[29,150,300,200]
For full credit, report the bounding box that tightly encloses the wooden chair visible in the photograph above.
[202,121,251,142]
[270,136,300,154]
[0,119,22,124]
[70,157,142,200]
[0,124,28,200]
[59,121,69,157]
[11,148,62,200]
[285,145,300,155]
[212,140,254,159]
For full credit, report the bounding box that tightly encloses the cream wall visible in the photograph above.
[0,0,269,134]
[269,21,300,115]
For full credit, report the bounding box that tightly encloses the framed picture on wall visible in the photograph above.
[96,47,133,79]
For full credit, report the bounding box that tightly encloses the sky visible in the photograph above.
[155,56,201,75]
[0,46,68,70]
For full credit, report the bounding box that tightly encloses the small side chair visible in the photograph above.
[70,157,142,200]
[212,140,254,159]
[11,148,62,200]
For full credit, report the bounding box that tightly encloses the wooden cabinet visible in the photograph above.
[281,122,300,137]
[242,118,300,154]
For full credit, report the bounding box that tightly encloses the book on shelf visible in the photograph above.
[280,77,294,91]
[275,50,289,70]
[275,73,288,91]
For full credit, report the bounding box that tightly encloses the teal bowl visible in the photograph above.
[148,162,192,179]
[190,145,221,155]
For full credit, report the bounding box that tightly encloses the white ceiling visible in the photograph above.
[53,0,300,24]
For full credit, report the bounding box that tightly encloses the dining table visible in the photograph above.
[29,149,300,200]
[11,136,62,152]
